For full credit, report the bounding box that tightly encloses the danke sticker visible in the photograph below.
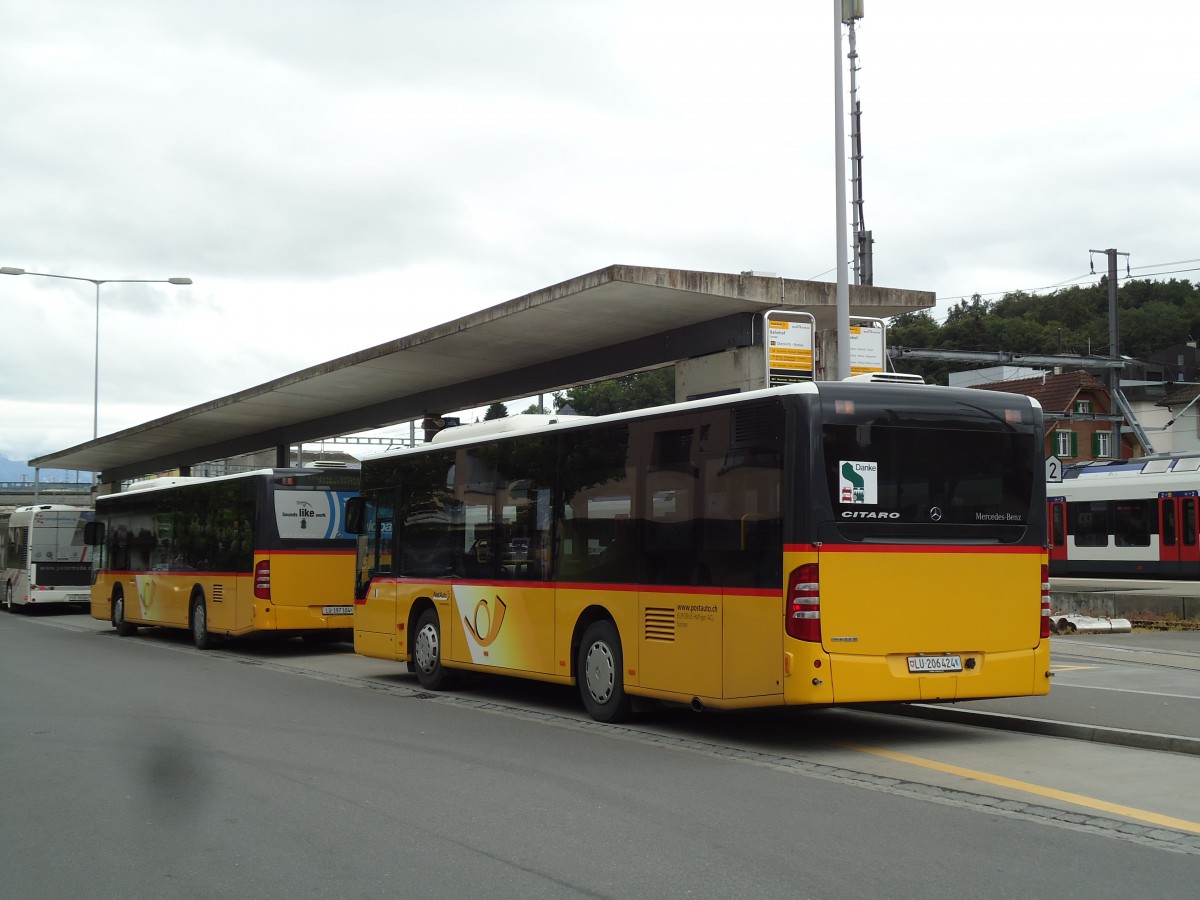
[839,461,878,505]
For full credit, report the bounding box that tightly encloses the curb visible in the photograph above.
[862,702,1200,756]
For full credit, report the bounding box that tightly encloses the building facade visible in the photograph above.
[971,370,1138,463]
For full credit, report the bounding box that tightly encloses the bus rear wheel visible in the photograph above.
[190,594,216,650]
[413,608,455,691]
[578,620,632,723]
[112,591,137,636]
[4,583,15,613]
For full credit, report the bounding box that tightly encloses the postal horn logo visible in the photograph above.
[464,595,507,647]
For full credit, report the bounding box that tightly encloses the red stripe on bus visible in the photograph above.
[361,577,777,595]
[795,543,1042,555]
[100,569,247,577]
[254,549,355,557]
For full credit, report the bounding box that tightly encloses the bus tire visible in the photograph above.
[4,582,14,612]
[578,620,632,723]
[190,593,216,650]
[413,608,455,691]
[112,590,137,636]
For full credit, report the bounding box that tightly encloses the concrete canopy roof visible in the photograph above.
[31,264,933,482]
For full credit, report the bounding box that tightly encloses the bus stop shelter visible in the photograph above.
[30,264,933,485]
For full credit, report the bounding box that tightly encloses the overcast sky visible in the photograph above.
[2,1,1197,464]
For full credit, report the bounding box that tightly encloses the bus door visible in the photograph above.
[1047,498,1067,570]
[1158,492,1200,575]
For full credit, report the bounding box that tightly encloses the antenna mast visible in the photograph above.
[843,1,871,285]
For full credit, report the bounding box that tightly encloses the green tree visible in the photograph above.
[883,278,1200,383]
[521,393,563,415]
[888,310,942,348]
[564,368,675,416]
[886,311,949,383]
[483,402,508,420]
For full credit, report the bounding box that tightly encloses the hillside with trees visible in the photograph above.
[887,278,1200,385]
[502,279,1200,415]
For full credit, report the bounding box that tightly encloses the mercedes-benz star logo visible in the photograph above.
[929,507,943,522]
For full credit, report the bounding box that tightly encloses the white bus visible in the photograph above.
[2,504,95,611]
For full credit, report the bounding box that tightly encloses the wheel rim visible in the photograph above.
[414,622,440,675]
[114,596,123,625]
[193,603,206,642]
[584,640,616,704]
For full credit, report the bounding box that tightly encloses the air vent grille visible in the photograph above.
[644,606,676,642]
[732,404,783,447]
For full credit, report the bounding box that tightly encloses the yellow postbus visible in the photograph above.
[86,468,359,648]
[349,380,1050,722]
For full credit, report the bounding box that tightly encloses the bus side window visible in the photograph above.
[457,445,498,580]
[496,436,556,582]
[108,524,132,571]
[1185,499,1197,546]
[557,426,634,583]
[700,449,782,589]
[397,451,458,578]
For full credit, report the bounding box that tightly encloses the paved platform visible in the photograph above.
[877,630,1200,754]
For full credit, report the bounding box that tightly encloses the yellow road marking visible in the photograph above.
[843,742,1200,835]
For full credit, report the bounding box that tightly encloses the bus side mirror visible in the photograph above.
[345,497,366,535]
[83,521,105,546]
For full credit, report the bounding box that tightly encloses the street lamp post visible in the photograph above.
[1,266,192,439]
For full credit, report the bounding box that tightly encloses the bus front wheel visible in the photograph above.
[413,608,455,690]
[112,591,137,636]
[578,620,632,723]
[190,594,216,650]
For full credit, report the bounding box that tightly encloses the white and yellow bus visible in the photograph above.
[349,380,1051,722]
[85,468,358,648]
[3,504,94,611]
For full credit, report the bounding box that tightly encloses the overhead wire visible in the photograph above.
[798,257,1198,323]
[928,258,1200,322]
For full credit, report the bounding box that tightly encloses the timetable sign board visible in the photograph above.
[766,311,815,386]
[848,319,886,376]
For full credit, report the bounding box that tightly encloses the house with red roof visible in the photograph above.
[971,370,1138,462]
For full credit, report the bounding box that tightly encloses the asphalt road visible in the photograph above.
[2,609,1198,899]
[892,630,1200,750]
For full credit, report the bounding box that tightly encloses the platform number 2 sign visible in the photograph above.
[1045,456,1062,483]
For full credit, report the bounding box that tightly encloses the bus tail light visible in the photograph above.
[254,560,271,600]
[786,563,821,642]
[1040,563,1051,639]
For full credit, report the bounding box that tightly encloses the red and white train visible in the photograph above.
[1048,454,1200,577]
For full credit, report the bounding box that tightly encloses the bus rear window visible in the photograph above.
[822,423,1037,541]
